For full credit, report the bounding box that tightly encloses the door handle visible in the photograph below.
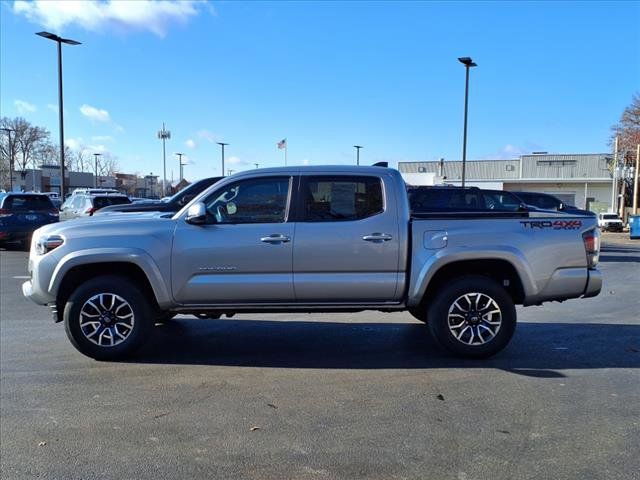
[260,234,291,244]
[362,233,393,243]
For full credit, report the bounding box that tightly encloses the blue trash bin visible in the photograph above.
[630,215,640,239]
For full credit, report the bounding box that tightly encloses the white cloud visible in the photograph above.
[301,159,310,165]
[197,129,219,143]
[91,135,114,142]
[13,0,203,37]
[185,139,196,149]
[14,99,37,114]
[80,104,111,122]
[487,144,529,160]
[65,137,83,151]
[88,144,108,153]
[46,103,58,112]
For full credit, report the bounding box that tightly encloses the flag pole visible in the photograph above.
[285,139,288,166]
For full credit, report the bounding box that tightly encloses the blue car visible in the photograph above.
[0,193,59,249]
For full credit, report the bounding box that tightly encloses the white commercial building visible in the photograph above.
[399,153,614,212]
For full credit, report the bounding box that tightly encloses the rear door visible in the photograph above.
[172,175,295,305]
[293,174,401,302]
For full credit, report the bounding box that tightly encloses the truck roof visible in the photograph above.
[229,165,395,177]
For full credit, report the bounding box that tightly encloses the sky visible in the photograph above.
[1,0,639,182]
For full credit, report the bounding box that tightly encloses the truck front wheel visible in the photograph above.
[427,275,516,358]
[63,275,153,360]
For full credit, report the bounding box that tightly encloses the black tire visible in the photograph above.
[64,275,153,360]
[155,312,177,324]
[408,307,428,323]
[427,275,516,358]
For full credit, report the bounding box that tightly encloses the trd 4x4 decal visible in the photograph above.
[520,220,583,230]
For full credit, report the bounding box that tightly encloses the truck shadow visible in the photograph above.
[132,320,640,377]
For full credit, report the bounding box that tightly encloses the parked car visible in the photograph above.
[23,166,601,361]
[408,186,526,213]
[0,193,59,249]
[59,193,131,220]
[70,188,121,196]
[511,191,595,216]
[95,176,224,215]
[597,212,624,232]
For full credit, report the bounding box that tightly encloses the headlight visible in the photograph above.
[36,235,64,255]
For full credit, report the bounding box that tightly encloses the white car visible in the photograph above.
[597,212,623,232]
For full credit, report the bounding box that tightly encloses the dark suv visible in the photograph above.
[511,191,595,216]
[95,176,224,215]
[407,186,526,213]
[0,193,59,248]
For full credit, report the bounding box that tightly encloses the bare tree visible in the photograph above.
[36,141,73,170]
[98,155,120,177]
[611,92,640,163]
[73,148,90,172]
[0,118,50,178]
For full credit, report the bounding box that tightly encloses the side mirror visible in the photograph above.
[558,202,565,211]
[185,202,207,225]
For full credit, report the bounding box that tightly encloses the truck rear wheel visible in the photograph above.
[427,275,516,358]
[63,275,152,360]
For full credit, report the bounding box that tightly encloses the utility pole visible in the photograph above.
[217,142,228,176]
[157,123,171,196]
[353,145,363,166]
[93,153,102,188]
[0,127,14,191]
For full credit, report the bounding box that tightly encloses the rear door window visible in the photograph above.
[93,196,131,210]
[301,176,383,222]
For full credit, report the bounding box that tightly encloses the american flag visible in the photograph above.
[277,138,287,149]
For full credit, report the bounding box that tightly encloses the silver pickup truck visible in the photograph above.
[23,166,602,360]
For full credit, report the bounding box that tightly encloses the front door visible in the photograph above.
[293,174,401,303]
[171,175,295,305]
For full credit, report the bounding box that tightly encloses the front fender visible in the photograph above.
[49,248,173,309]
[407,246,538,307]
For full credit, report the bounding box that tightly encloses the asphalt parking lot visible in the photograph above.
[1,234,638,480]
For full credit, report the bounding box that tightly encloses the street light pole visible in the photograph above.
[217,142,228,176]
[353,145,363,166]
[458,56,477,188]
[176,152,185,181]
[1,127,15,191]
[633,143,639,215]
[93,153,102,188]
[611,136,619,213]
[254,163,259,169]
[157,123,171,196]
[36,32,81,198]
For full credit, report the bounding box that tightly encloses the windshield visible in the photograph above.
[167,177,223,205]
[602,214,620,220]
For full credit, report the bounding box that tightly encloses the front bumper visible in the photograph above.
[582,268,602,298]
[22,279,55,306]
